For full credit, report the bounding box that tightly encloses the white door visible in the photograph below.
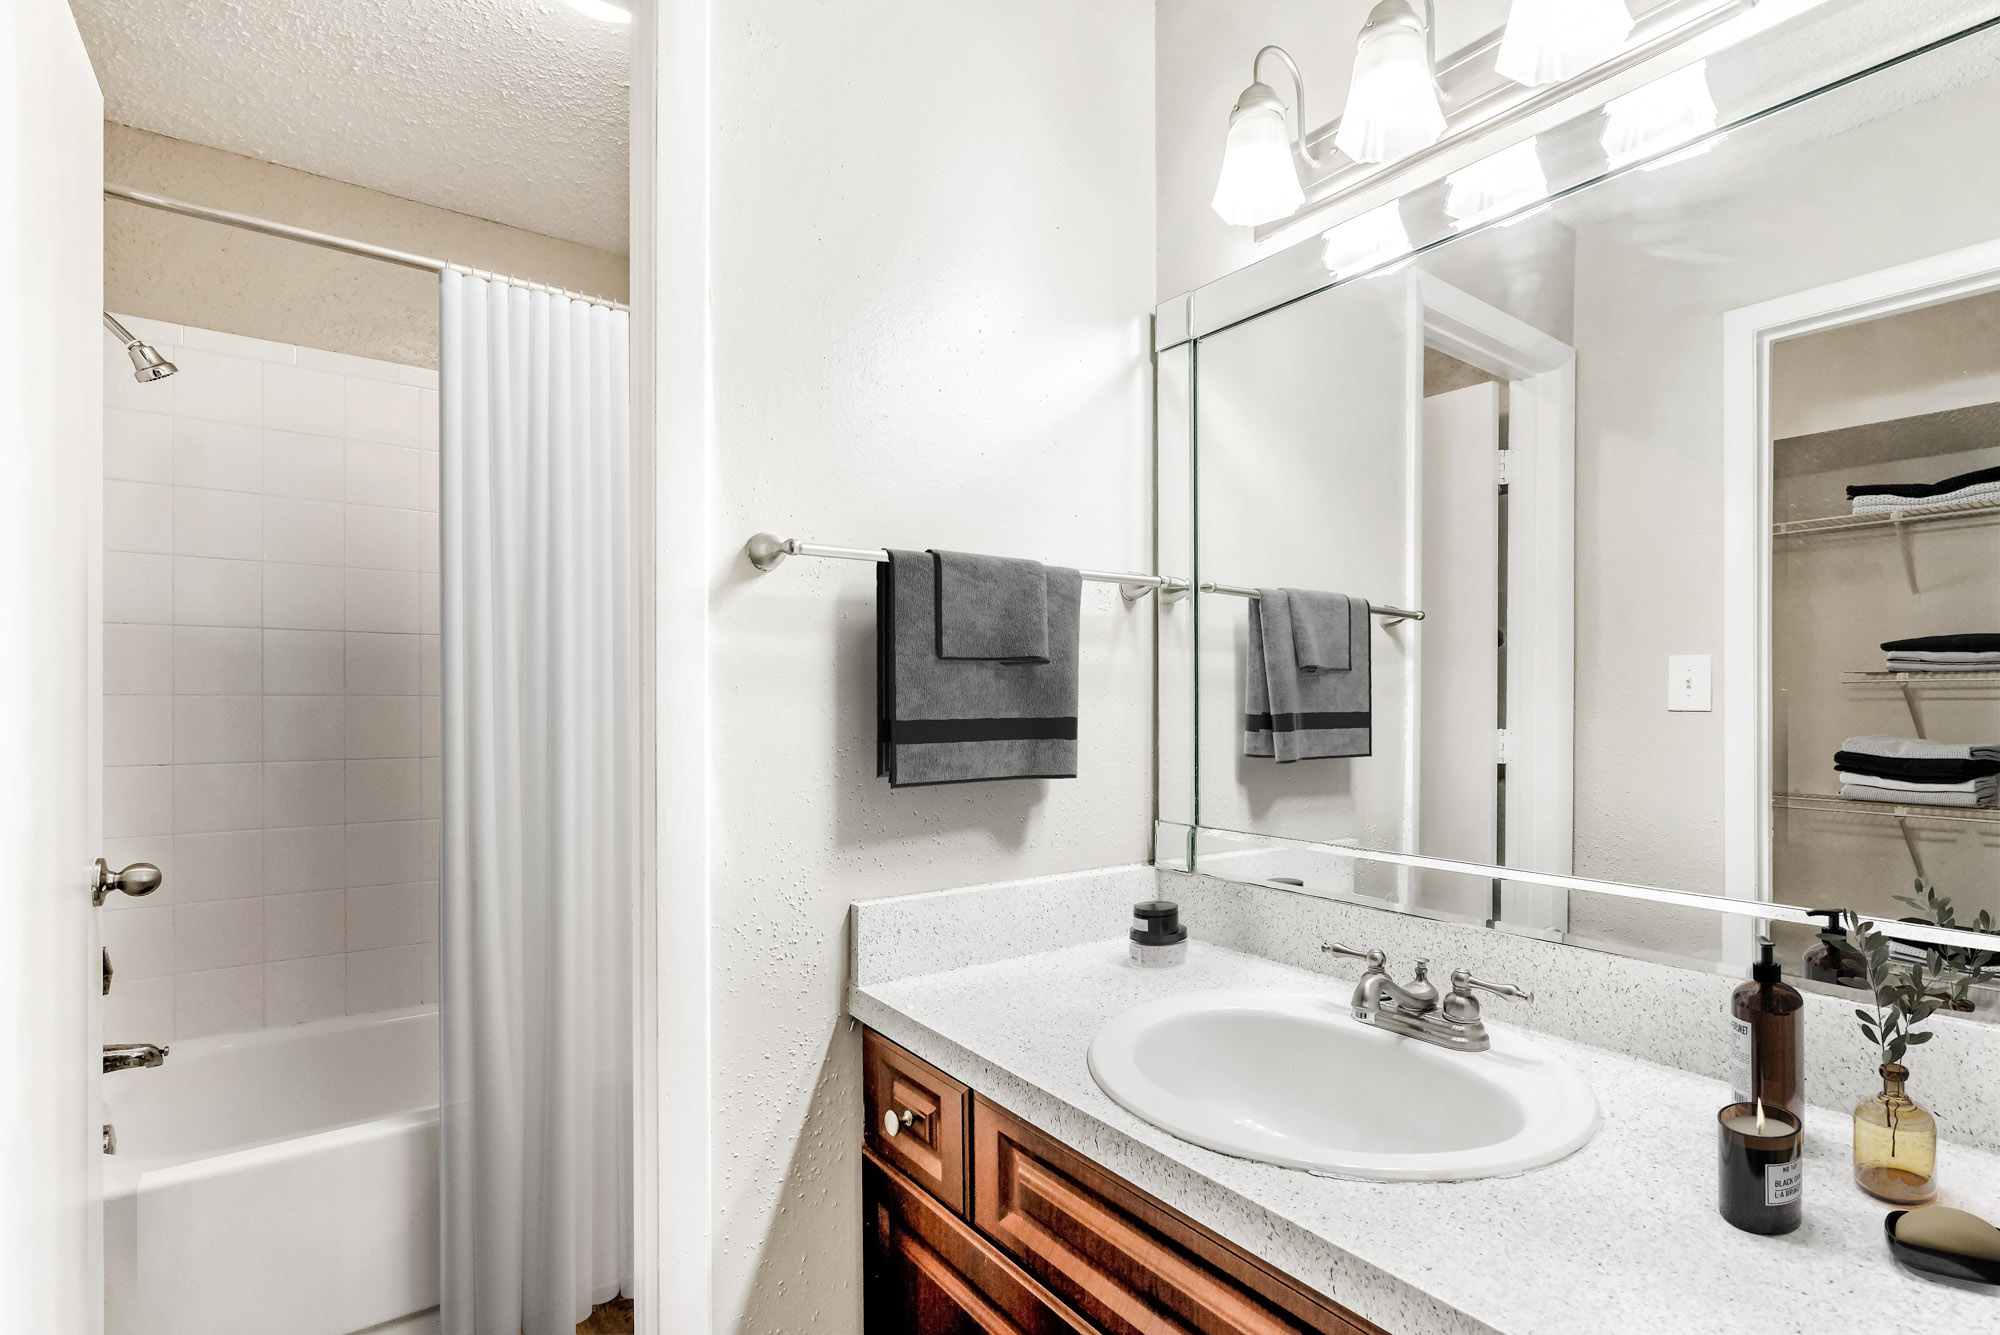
[0,3,106,1331]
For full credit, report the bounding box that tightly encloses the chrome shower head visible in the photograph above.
[102,312,177,382]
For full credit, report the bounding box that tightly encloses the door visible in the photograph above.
[0,3,105,1332]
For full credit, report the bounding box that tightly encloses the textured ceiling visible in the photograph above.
[71,0,630,253]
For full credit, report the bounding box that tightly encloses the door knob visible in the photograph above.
[92,858,163,907]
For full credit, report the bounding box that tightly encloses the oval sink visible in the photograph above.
[1087,990,1598,1181]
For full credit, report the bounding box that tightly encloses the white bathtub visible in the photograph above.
[103,1006,440,1335]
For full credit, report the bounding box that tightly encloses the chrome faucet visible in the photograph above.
[102,1042,168,1073]
[1320,943,1532,1052]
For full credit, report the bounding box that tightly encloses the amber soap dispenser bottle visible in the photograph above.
[1731,941,1804,1120]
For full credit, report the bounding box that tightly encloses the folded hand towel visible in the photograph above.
[1288,589,1352,672]
[1245,589,1371,763]
[928,550,1048,663]
[1833,750,2000,782]
[877,549,1079,787]
[1853,481,2000,513]
[1840,735,2000,763]
[1848,463,2000,499]
[1840,782,1996,809]
[1835,770,1998,796]
[1882,634,2000,652]
[1884,650,2000,664]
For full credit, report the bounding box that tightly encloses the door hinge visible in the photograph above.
[1496,729,1513,765]
[1495,449,1513,487]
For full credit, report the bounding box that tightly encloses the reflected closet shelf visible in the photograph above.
[1772,496,2000,536]
[1774,791,2000,825]
[1842,670,2000,684]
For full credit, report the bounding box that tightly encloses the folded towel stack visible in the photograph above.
[1848,463,2000,514]
[1244,589,1372,763]
[1880,633,2000,673]
[877,549,1080,787]
[1836,734,2000,808]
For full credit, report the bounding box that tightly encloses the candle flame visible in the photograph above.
[1755,1098,1765,1133]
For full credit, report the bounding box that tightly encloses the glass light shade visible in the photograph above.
[1495,0,1634,87]
[1444,139,1548,225]
[1334,4,1446,165]
[1211,93,1305,227]
[1320,202,1412,276]
[1601,62,1718,168]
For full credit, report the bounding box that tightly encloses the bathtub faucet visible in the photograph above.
[103,1042,168,1072]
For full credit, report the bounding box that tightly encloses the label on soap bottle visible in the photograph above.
[1729,1013,1753,1102]
[1765,1156,1802,1206]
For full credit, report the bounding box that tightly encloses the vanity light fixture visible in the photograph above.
[1320,202,1413,277]
[1601,61,1718,168]
[1444,139,1548,226]
[1334,0,1447,166]
[1211,47,1322,227]
[562,0,631,23]
[1496,0,1637,87]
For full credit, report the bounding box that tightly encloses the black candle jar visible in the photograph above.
[1718,1101,1803,1235]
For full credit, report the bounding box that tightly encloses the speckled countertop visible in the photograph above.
[851,937,2000,1335]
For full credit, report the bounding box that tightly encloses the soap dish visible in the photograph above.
[1884,1211,2000,1288]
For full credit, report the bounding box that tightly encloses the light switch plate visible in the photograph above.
[1668,654,1712,712]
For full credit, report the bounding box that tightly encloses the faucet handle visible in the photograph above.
[1321,942,1386,971]
[1450,969,1533,1004]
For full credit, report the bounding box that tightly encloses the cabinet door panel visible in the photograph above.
[866,1029,972,1214]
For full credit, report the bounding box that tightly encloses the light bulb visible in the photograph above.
[1320,202,1412,276]
[563,0,632,23]
[1601,62,1718,169]
[1334,1,1446,166]
[1211,84,1305,227]
[1444,139,1548,226]
[1496,0,1634,87]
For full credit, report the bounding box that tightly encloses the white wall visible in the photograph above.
[689,4,1158,1332]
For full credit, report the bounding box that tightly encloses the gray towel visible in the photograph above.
[1288,589,1352,672]
[1244,589,1371,763]
[1841,735,2000,762]
[877,549,1079,787]
[929,549,1048,663]
[1840,782,1996,809]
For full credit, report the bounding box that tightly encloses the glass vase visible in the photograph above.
[1852,1063,1938,1205]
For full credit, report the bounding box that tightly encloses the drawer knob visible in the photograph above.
[883,1108,917,1138]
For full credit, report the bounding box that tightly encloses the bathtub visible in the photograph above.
[103,1006,440,1335]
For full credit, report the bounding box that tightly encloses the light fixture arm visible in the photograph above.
[1251,45,1332,173]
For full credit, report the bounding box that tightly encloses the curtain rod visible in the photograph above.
[104,183,630,314]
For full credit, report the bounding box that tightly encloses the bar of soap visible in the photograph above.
[1895,1206,2000,1262]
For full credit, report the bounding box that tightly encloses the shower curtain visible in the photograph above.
[438,271,634,1335]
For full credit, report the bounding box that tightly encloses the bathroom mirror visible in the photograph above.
[1158,8,2000,1000]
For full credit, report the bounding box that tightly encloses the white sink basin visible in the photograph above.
[1087,990,1598,1181]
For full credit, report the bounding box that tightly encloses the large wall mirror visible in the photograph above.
[1156,7,2000,1007]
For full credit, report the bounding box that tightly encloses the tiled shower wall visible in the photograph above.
[100,314,442,1041]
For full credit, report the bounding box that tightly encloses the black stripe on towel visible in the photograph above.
[1244,712,1371,734]
[891,716,1078,744]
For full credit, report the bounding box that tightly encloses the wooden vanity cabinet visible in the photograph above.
[862,1027,1389,1335]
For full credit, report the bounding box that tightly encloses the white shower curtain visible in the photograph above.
[438,271,634,1335]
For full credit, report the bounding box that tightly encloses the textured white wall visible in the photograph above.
[699,4,1157,1332]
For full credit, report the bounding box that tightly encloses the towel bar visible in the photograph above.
[744,533,1191,604]
[1200,582,1425,624]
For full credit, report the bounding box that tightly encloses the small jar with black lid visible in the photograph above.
[1129,901,1187,969]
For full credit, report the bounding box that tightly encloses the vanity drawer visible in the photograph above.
[971,1097,1386,1335]
[864,1028,971,1215]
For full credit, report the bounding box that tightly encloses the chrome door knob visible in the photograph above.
[92,858,163,907]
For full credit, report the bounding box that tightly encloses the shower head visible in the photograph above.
[102,312,177,382]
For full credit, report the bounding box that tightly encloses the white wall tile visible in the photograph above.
[418,389,438,449]
[344,377,421,446]
[420,695,441,759]
[173,830,263,902]
[420,756,442,820]
[101,905,176,980]
[101,834,175,909]
[173,626,261,695]
[263,497,343,566]
[264,888,346,961]
[106,624,174,696]
[417,512,439,574]
[344,505,419,571]
[419,635,440,696]
[418,573,440,635]
[345,442,420,509]
[262,629,343,694]
[176,964,264,1038]
[174,695,262,764]
[420,953,440,1005]
[346,568,418,634]
[106,408,174,483]
[297,346,401,382]
[179,326,295,364]
[105,480,173,554]
[346,633,418,695]
[345,696,417,760]
[263,825,346,894]
[263,363,344,436]
[400,366,440,390]
[105,342,175,415]
[262,429,345,501]
[417,450,439,513]
[173,762,262,833]
[105,695,173,767]
[346,882,425,952]
[173,556,261,627]
[345,758,419,824]
[175,899,264,973]
[265,955,346,1027]
[419,881,439,942]
[263,760,345,829]
[264,696,345,761]
[263,562,344,631]
[173,418,262,492]
[106,765,174,838]
[104,974,175,1042]
[170,347,263,426]
[346,821,434,887]
[172,487,262,561]
[346,945,425,1014]
[105,552,173,624]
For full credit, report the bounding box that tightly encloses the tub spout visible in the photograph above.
[103,1042,168,1073]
